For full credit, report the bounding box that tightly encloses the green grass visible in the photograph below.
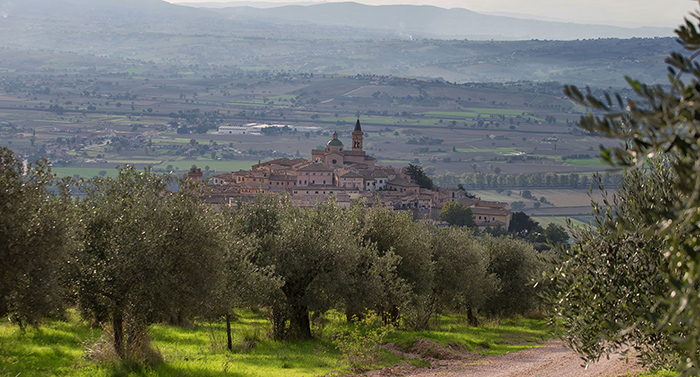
[51,167,121,178]
[562,158,607,168]
[154,160,258,172]
[640,371,679,377]
[530,216,590,230]
[425,111,479,118]
[0,311,551,377]
[386,316,548,356]
[462,107,525,116]
[0,313,101,377]
[456,147,520,154]
[107,159,163,164]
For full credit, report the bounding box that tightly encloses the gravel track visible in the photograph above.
[398,340,643,377]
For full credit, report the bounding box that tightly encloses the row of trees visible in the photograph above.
[431,171,624,190]
[0,147,544,363]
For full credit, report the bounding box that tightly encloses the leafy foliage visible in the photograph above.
[549,162,675,368]
[559,10,700,373]
[334,310,393,370]
[72,166,224,359]
[482,235,541,317]
[438,201,476,228]
[362,207,433,329]
[232,196,393,340]
[431,227,497,322]
[404,163,434,190]
[0,147,74,327]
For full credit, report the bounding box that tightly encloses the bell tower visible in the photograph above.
[351,119,363,151]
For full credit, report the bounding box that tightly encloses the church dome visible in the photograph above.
[327,131,343,146]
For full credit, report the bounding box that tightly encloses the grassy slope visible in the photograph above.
[0,311,551,377]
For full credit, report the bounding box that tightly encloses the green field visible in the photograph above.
[456,147,520,154]
[562,158,607,168]
[530,216,592,230]
[153,160,259,172]
[51,168,121,178]
[425,111,479,118]
[463,107,526,116]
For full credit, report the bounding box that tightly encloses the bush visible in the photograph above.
[85,323,163,367]
[334,311,392,370]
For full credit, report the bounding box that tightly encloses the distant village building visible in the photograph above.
[200,119,511,227]
[187,167,203,182]
[217,126,250,135]
[217,123,323,135]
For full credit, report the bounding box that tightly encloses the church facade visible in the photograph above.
[311,120,376,170]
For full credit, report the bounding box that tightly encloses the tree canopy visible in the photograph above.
[554,10,700,373]
[404,163,434,190]
[549,162,674,368]
[0,147,73,328]
[438,201,476,228]
[72,166,224,360]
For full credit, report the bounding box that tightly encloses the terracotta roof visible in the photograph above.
[343,150,371,157]
[270,174,297,181]
[294,185,358,192]
[362,170,388,179]
[297,163,335,172]
[387,178,419,187]
[337,170,364,178]
[475,200,509,209]
[470,206,511,216]
[254,157,307,167]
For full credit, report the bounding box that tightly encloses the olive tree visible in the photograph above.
[438,201,476,228]
[548,162,675,369]
[560,9,700,372]
[482,235,541,317]
[362,208,434,329]
[72,166,224,360]
[431,227,496,326]
[316,205,407,323]
[0,147,74,328]
[233,196,377,340]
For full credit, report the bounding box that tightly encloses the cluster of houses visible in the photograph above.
[191,120,512,230]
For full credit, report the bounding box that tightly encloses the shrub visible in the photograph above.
[334,311,392,370]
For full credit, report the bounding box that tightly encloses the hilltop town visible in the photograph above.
[191,120,512,229]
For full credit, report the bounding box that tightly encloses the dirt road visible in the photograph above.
[399,341,643,377]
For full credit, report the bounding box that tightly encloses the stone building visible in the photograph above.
[204,120,511,225]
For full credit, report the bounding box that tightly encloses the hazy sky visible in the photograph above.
[168,0,699,28]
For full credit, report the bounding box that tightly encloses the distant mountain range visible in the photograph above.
[0,0,678,86]
[185,1,673,40]
[0,0,672,41]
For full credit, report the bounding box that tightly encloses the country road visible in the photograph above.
[391,341,643,377]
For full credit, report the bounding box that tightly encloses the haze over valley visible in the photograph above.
[0,0,690,221]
